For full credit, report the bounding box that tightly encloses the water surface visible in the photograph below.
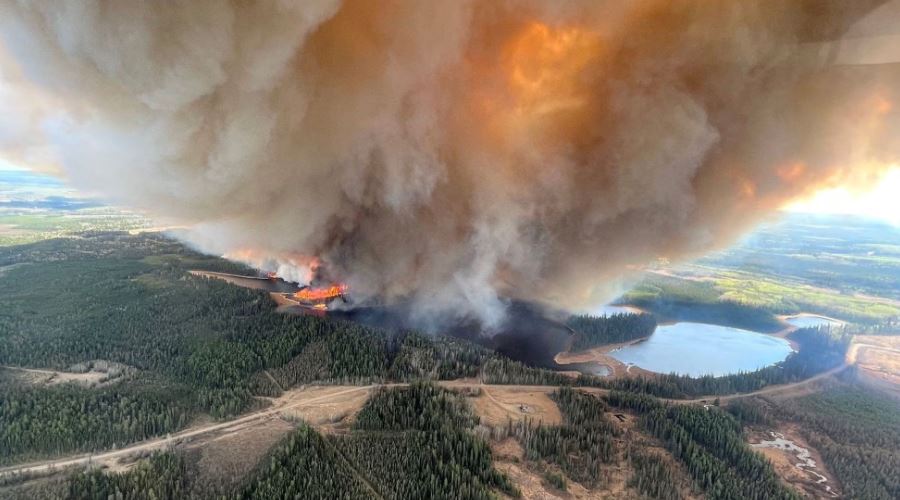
[784,315,842,329]
[610,322,793,377]
[593,304,642,316]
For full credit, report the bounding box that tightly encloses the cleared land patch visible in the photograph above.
[2,360,134,388]
[469,386,562,426]
[278,384,374,431]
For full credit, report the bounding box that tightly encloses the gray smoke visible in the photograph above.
[1,0,899,327]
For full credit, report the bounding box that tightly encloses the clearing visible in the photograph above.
[2,360,134,388]
[468,385,563,426]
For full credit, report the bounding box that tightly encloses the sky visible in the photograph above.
[785,166,900,226]
[3,157,899,225]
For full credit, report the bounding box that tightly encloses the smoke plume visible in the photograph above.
[1,0,899,327]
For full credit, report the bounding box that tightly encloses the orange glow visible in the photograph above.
[777,162,807,183]
[503,22,602,116]
[740,179,757,199]
[874,95,893,114]
[293,284,348,303]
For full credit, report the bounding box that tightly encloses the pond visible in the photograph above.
[593,304,643,316]
[784,314,842,329]
[609,322,793,377]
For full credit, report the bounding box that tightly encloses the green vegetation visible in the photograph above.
[239,425,373,499]
[66,453,190,500]
[0,211,149,247]
[713,274,900,323]
[543,470,567,491]
[32,384,518,499]
[0,375,191,465]
[566,313,657,351]
[482,357,577,386]
[620,274,784,332]
[503,388,619,487]
[2,215,897,497]
[772,380,900,500]
[335,382,518,499]
[0,233,487,464]
[388,331,493,381]
[0,238,388,422]
[607,391,799,500]
[627,448,683,500]
[628,215,900,324]
[698,213,900,305]
[353,382,478,431]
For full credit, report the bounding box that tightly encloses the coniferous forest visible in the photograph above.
[0,232,897,500]
[567,313,657,350]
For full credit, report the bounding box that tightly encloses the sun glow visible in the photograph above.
[785,166,900,225]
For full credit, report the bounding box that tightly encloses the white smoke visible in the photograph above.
[1,0,899,327]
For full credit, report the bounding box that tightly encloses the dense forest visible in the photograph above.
[387,331,493,381]
[65,453,191,500]
[37,384,517,499]
[0,375,192,465]
[619,274,784,332]
[481,357,578,386]
[769,379,900,500]
[607,391,799,500]
[334,382,518,499]
[627,448,684,500]
[0,233,494,463]
[566,313,657,351]
[3,231,897,499]
[502,387,620,487]
[239,425,374,499]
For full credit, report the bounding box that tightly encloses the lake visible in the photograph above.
[593,304,643,316]
[784,314,842,329]
[610,322,793,377]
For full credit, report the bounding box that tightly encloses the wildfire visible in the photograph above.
[293,284,349,304]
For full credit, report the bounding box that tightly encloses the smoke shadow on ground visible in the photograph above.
[287,300,575,370]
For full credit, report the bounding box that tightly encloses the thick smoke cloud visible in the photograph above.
[1,0,899,327]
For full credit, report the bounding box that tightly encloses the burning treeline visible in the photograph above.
[1,0,899,326]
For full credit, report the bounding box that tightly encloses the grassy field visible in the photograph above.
[623,214,900,325]
[0,210,148,246]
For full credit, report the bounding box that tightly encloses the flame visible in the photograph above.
[293,284,349,303]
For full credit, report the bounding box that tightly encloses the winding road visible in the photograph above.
[3,336,897,482]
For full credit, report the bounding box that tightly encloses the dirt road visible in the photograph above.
[0,385,377,479]
[3,342,882,481]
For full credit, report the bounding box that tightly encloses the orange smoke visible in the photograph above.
[503,22,602,117]
[3,1,900,324]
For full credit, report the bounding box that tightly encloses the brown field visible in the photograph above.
[554,339,654,378]
[278,384,374,432]
[2,362,132,388]
[847,336,900,397]
[490,438,603,499]
[748,425,840,499]
[186,417,295,493]
[469,386,563,426]
[494,459,596,499]
[487,401,696,500]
